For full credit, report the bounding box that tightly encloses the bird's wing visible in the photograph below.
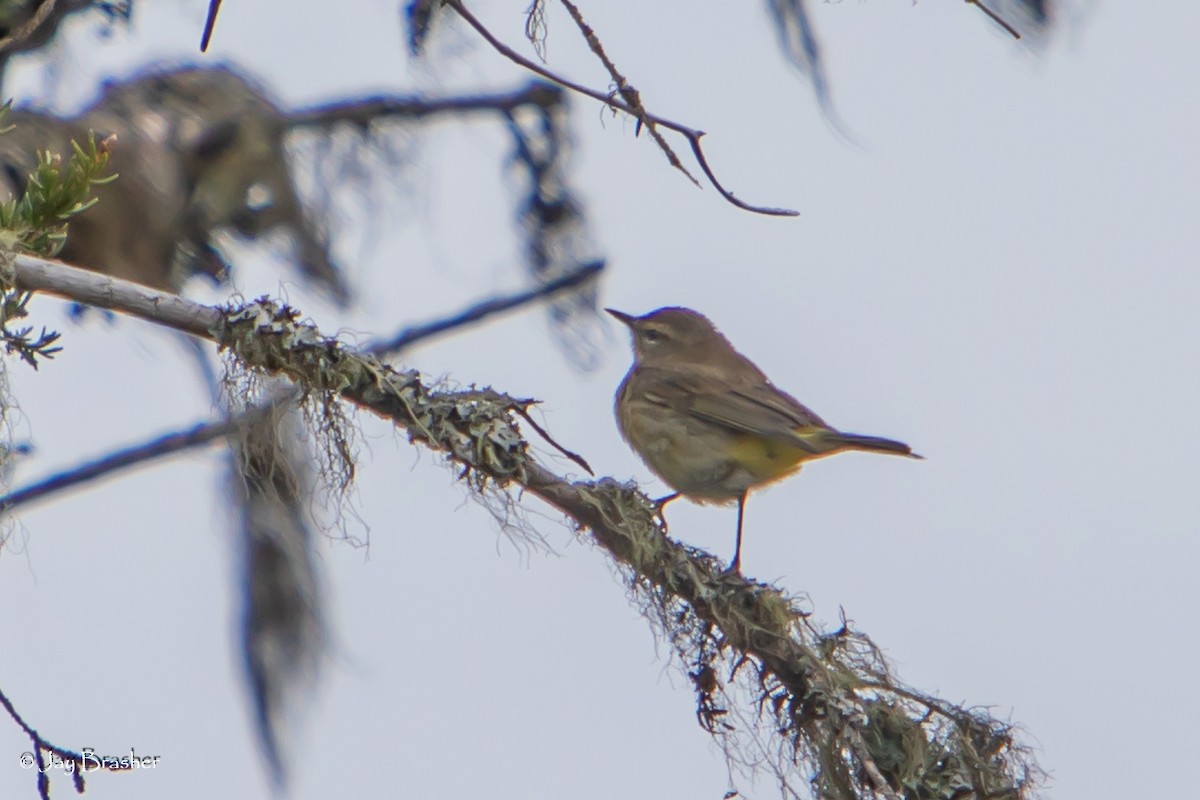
[643,372,829,447]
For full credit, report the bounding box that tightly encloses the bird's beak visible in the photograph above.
[604,308,637,327]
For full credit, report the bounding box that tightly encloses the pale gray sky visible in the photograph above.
[2,2,1197,799]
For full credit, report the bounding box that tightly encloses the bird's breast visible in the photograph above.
[616,388,807,501]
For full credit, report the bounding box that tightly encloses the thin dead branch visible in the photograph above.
[0,684,129,800]
[445,0,799,217]
[200,0,222,51]
[558,0,697,186]
[511,402,593,475]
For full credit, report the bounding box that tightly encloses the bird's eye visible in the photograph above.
[642,329,663,344]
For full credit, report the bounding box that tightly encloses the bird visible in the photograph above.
[607,306,920,572]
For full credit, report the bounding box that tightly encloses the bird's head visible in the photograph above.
[606,306,733,366]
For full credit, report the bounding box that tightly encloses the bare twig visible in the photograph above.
[445,0,798,217]
[968,0,1022,39]
[558,0,697,187]
[4,254,601,510]
[200,0,223,51]
[0,684,127,799]
[368,260,604,355]
[511,402,593,476]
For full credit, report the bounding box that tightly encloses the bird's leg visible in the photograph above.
[728,492,747,573]
[651,492,680,530]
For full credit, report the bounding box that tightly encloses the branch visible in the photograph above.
[200,0,222,51]
[10,254,1043,799]
[0,0,59,55]
[445,0,799,218]
[0,416,258,515]
[558,0,697,187]
[0,684,132,800]
[286,81,568,131]
[968,0,1022,39]
[368,259,604,355]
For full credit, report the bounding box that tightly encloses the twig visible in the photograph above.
[968,0,1022,39]
[368,259,604,355]
[512,402,593,476]
[0,416,259,516]
[2,685,89,799]
[445,0,798,217]
[558,0,697,187]
[200,0,223,51]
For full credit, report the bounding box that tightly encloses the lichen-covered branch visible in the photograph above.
[9,254,1043,800]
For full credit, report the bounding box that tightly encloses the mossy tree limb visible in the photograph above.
[10,254,1043,800]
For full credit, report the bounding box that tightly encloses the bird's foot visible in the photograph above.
[650,492,680,531]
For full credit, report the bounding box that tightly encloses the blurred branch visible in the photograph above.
[499,85,602,367]
[969,0,1021,39]
[11,253,1042,800]
[0,0,58,55]
[291,80,603,365]
[766,0,846,137]
[287,81,568,130]
[368,259,604,355]
[200,0,222,51]
[0,416,254,515]
[445,0,799,217]
[0,684,128,800]
[0,66,349,302]
[0,0,130,81]
[405,0,439,55]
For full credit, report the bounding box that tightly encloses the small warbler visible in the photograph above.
[608,306,920,572]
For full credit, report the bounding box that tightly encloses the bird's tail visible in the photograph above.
[825,431,923,459]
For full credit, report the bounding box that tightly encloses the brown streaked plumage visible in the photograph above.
[608,306,920,572]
